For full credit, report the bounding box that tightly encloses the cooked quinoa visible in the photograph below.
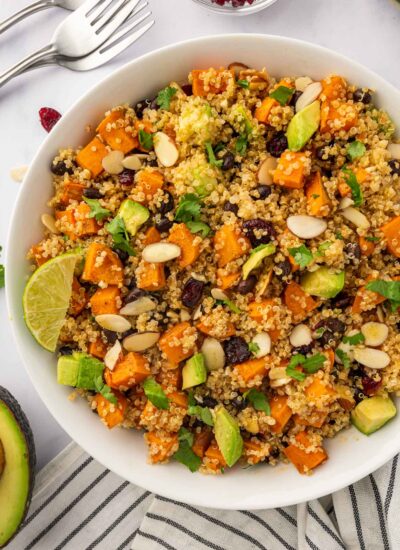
[27,65,400,475]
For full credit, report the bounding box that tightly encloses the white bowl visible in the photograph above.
[191,0,278,16]
[6,34,400,510]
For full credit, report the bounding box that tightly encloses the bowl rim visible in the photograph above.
[6,33,400,510]
[191,0,278,15]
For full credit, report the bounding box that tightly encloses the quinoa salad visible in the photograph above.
[25,64,400,475]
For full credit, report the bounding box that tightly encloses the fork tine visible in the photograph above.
[113,1,148,31]
[93,0,140,33]
[87,0,115,25]
[79,0,106,17]
[100,10,152,52]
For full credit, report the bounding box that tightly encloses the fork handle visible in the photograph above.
[0,0,54,35]
[0,45,57,88]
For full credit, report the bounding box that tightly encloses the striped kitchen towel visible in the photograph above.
[9,442,399,550]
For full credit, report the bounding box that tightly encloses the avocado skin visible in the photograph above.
[0,386,36,547]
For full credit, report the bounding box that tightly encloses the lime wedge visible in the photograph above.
[23,253,81,352]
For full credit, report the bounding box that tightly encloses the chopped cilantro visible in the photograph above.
[336,348,351,369]
[302,353,327,373]
[269,85,294,106]
[316,241,332,257]
[288,244,313,268]
[248,342,260,355]
[186,221,212,238]
[347,140,366,161]
[365,280,400,312]
[94,375,118,405]
[106,216,136,256]
[156,86,177,110]
[138,129,153,150]
[175,193,202,224]
[286,353,326,381]
[235,134,248,155]
[237,79,249,89]
[188,405,214,426]
[335,231,344,240]
[342,332,365,345]
[312,193,320,199]
[286,355,306,381]
[142,378,169,410]
[244,389,271,415]
[83,197,111,221]
[342,167,363,206]
[173,428,201,472]
[365,236,379,243]
[205,141,223,168]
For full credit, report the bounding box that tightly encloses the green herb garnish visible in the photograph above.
[302,353,327,373]
[365,236,379,242]
[216,298,241,314]
[316,241,332,257]
[94,375,117,405]
[286,353,326,381]
[83,197,111,222]
[173,428,202,473]
[244,389,270,415]
[156,86,177,110]
[235,134,248,155]
[288,244,313,268]
[186,221,212,238]
[335,231,344,240]
[138,129,153,150]
[347,140,366,161]
[106,216,136,256]
[142,378,170,410]
[188,405,214,426]
[336,348,351,369]
[342,332,365,345]
[269,85,294,106]
[365,280,400,312]
[237,79,249,89]
[342,167,363,206]
[175,193,202,223]
[248,342,260,355]
[205,141,223,168]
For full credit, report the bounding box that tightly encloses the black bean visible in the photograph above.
[119,169,135,186]
[102,330,118,344]
[345,242,362,263]
[202,396,218,408]
[113,247,129,263]
[389,159,400,176]
[331,292,352,310]
[59,345,74,355]
[181,83,193,96]
[223,201,239,215]
[266,131,288,158]
[242,218,276,247]
[181,277,204,308]
[156,217,174,233]
[236,275,257,295]
[221,151,235,171]
[150,97,159,110]
[294,343,314,355]
[83,187,102,199]
[224,336,251,365]
[274,259,292,280]
[289,90,302,107]
[269,447,280,459]
[231,396,248,410]
[133,98,152,118]
[159,191,174,215]
[50,160,74,176]
[250,185,272,200]
[124,287,146,304]
[353,88,372,104]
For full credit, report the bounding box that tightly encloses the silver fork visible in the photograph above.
[0,0,86,35]
[31,3,154,72]
[0,0,140,88]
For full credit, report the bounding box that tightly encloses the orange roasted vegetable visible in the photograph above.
[273,151,309,189]
[284,282,319,322]
[214,224,250,268]
[248,299,281,340]
[305,172,330,217]
[76,136,108,177]
[197,318,236,340]
[89,339,108,360]
[143,226,161,246]
[82,243,124,286]
[59,182,85,206]
[359,236,375,257]
[320,75,347,101]
[216,269,240,290]
[283,432,328,474]
[94,391,127,429]
[168,223,201,268]
[135,119,155,152]
[381,216,400,257]
[158,322,196,365]
[30,244,47,266]
[204,440,227,471]
[255,97,279,124]
[320,100,358,134]
[68,277,87,316]
[73,202,100,237]
[135,170,164,204]
[90,286,120,315]
[243,439,270,465]
[192,429,213,458]
[293,412,328,429]
[338,167,369,197]
[136,260,166,291]
[234,357,268,384]
[55,209,76,240]
[270,395,292,434]
[305,378,336,400]
[96,109,137,153]
[351,277,387,314]
[108,352,150,390]
[145,431,179,463]
[191,68,234,97]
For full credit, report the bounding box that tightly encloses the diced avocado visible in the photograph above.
[0,386,36,547]
[242,243,276,280]
[118,200,149,237]
[214,407,243,467]
[351,396,396,435]
[57,355,80,387]
[75,354,104,391]
[300,266,345,298]
[287,100,320,152]
[177,103,213,145]
[193,166,217,198]
[182,353,207,390]
[230,104,253,136]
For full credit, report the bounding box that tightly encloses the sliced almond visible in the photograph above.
[270,378,292,388]
[335,341,353,364]
[119,296,157,316]
[287,215,327,239]
[339,197,354,209]
[294,76,313,92]
[192,304,203,321]
[41,213,60,234]
[180,309,191,322]
[289,324,312,347]
[353,347,390,369]
[269,366,288,380]
[341,207,370,229]
[95,314,131,332]
[211,288,229,301]
[361,322,389,347]
[123,331,160,352]
[201,337,225,371]
[388,143,400,160]
[257,156,277,185]
[122,154,142,171]
[104,340,122,370]
[295,82,322,112]
[102,150,124,175]
[252,332,271,357]
[153,132,179,167]
[142,242,181,263]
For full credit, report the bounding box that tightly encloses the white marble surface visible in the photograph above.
[1,0,400,470]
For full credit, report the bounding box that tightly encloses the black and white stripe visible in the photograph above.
[9,443,400,550]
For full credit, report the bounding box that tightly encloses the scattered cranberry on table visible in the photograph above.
[211,0,255,6]
[39,107,62,132]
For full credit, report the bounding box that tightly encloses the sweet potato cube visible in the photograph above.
[90,286,120,315]
[158,322,196,365]
[381,216,400,257]
[192,429,213,458]
[60,182,85,206]
[73,202,100,238]
[351,278,387,314]
[136,260,166,291]
[135,170,164,204]
[284,282,319,322]
[191,68,234,97]
[204,440,227,471]
[270,395,292,434]
[359,236,375,257]
[89,339,108,360]
[248,299,281,340]
[235,358,268,384]
[30,244,47,266]
[305,171,330,217]
[143,226,161,246]
[96,109,137,153]
[216,269,240,290]
[168,223,201,268]
[338,167,369,197]
[145,431,179,463]
[273,151,308,189]
[167,391,188,409]
[95,392,127,429]
[283,431,328,474]
[320,75,347,101]
[305,378,336,400]
[255,97,279,124]
[76,137,108,177]
[320,100,358,134]
[108,352,150,390]
[55,209,76,240]
[82,243,124,286]
[196,318,236,340]
[68,277,87,316]
[214,224,250,268]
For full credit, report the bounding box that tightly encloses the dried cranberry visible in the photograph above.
[181,84,193,96]
[315,318,345,347]
[181,278,204,309]
[242,218,276,247]
[331,292,352,310]
[266,131,288,158]
[231,396,248,410]
[250,185,272,200]
[114,248,129,263]
[224,336,251,365]
[159,191,174,215]
[236,275,257,295]
[119,169,135,186]
[102,330,118,344]
[362,374,382,396]
[294,343,314,355]
[50,160,74,176]
[39,107,62,132]
[223,201,239,214]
